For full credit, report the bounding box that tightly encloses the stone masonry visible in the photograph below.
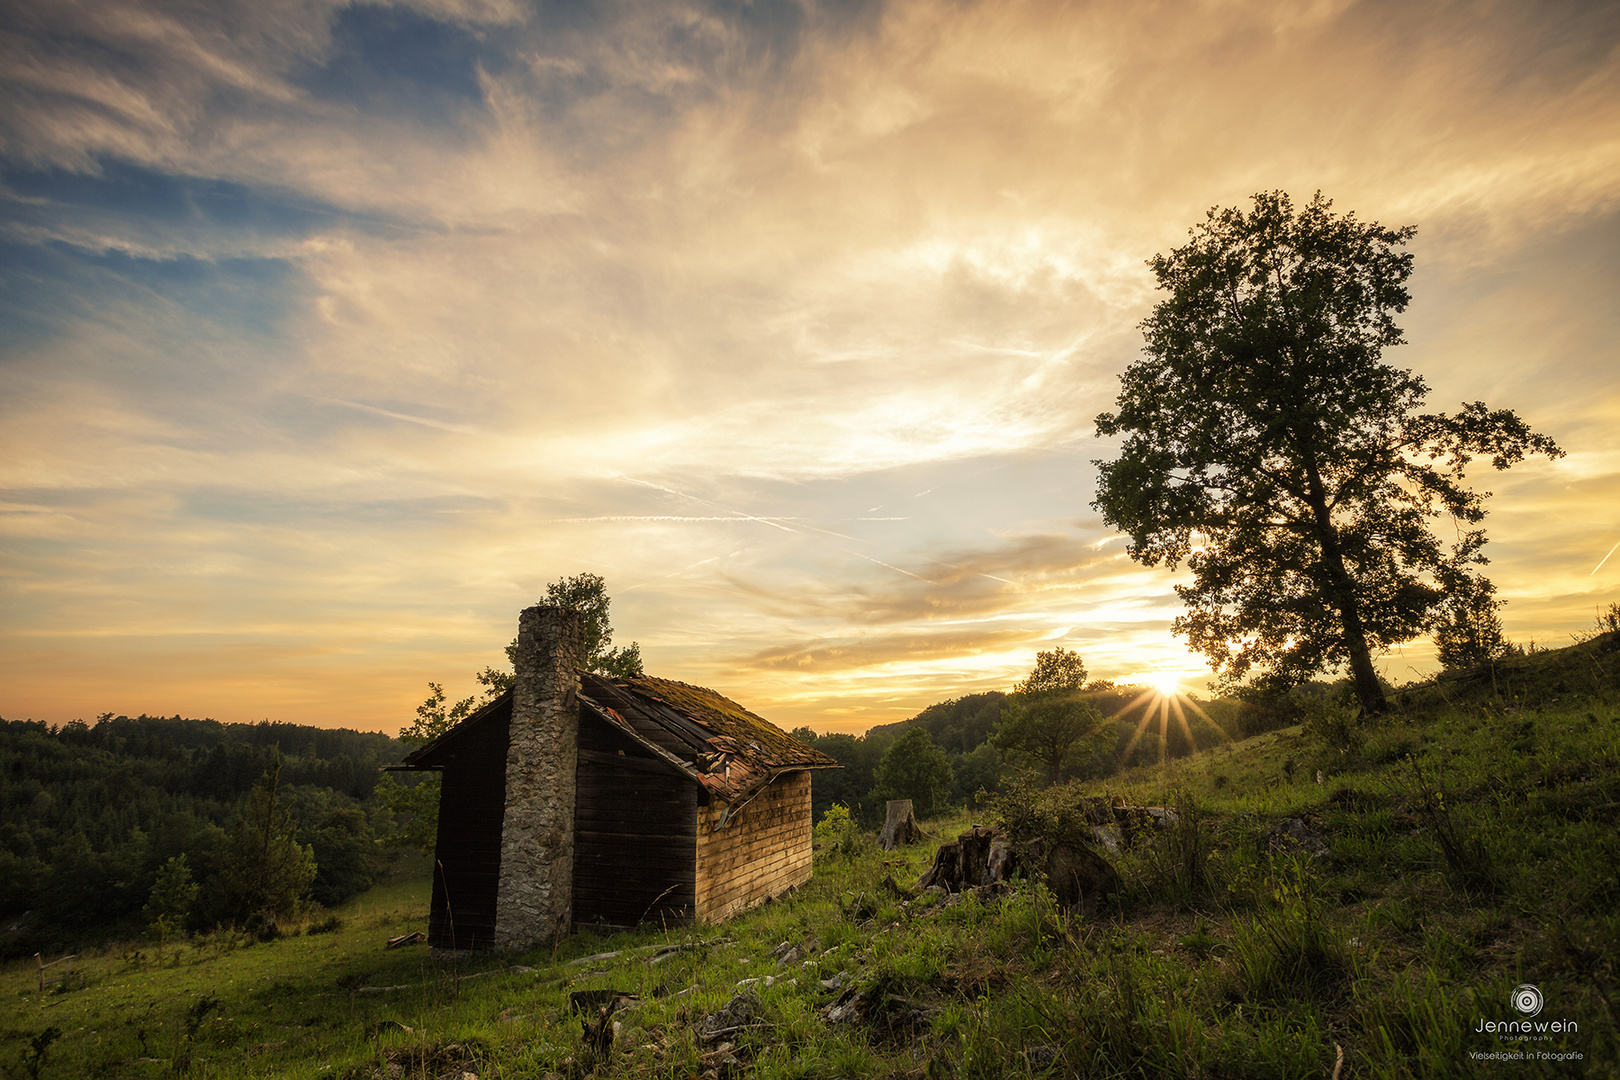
[494,605,584,950]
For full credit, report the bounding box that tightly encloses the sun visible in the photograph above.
[1151,671,1181,697]
[1108,668,1234,768]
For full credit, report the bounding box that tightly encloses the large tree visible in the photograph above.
[1093,192,1562,713]
[993,648,1107,785]
[872,727,954,818]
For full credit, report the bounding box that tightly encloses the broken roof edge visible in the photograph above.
[388,669,841,800]
[393,688,514,770]
[607,673,841,771]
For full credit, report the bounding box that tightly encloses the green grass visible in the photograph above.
[6,637,1620,1078]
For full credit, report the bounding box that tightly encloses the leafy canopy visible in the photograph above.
[214,753,316,929]
[873,727,954,818]
[994,648,1107,785]
[1093,191,1561,712]
[538,572,644,679]
[380,572,643,853]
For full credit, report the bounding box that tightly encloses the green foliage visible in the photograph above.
[995,650,1108,784]
[994,691,1109,785]
[1137,790,1217,905]
[950,740,1003,807]
[1015,647,1087,695]
[794,728,887,825]
[542,571,644,677]
[1093,190,1562,714]
[145,853,199,933]
[302,807,379,907]
[1229,857,1354,1003]
[872,727,953,818]
[213,754,316,931]
[813,804,862,859]
[23,1026,61,1080]
[1432,570,1513,670]
[985,776,1099,851]
[1389,754,1500,895]
[0,713,397,953]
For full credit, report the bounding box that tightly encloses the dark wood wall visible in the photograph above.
[572,715,698,928]
[694,770,812,921]
[428,702,511,950]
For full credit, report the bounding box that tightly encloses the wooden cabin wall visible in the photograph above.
[572,716,698,928]
[693,771,812,922]
[427,706,511,950]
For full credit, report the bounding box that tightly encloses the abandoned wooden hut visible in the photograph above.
[393,605,840,951]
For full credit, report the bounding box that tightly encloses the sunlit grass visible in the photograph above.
[9,641,1618,1078]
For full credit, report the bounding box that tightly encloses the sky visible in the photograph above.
[2,0,1617,736]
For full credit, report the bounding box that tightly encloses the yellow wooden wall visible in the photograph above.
[693,771,812,921]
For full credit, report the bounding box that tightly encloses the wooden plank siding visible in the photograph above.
[427,702,511,950]
[571,712,698,929]
[693,771,813,922]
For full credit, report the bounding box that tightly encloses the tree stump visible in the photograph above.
[880,800,923,850]
[1044,841,1121,913]
[916,840,964,891]
[916,826,1001,891]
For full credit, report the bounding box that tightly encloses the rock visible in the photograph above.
[821,982,936,1042]
[1264,818,1329,859]
[1021,1045,1061,1070]
[1045,841,1121,913]
[1090,823,1124,852]
[697,989,760,1042]
[820,970,852,991]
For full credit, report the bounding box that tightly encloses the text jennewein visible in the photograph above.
[1475,1019,1577,1033]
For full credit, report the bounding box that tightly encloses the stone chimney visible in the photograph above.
[494,605,584,950]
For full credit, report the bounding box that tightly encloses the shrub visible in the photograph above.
[814,805,863,860]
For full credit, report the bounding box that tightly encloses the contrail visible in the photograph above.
[1594,540,1620,576]
[618,477,800,534]
[843,549,932,582]
[318,396,478,434]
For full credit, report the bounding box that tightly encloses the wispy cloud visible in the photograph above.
[2,0,1617,732]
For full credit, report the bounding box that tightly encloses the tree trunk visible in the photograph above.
[1301,449,1389,714]
[880,800,922,851]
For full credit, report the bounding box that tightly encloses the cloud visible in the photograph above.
[0,0,1617,731]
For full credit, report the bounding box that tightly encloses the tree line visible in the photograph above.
[0,714,401,958]
[790,648,1250,828]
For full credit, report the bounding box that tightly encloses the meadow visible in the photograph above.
[5,633,1617,1079]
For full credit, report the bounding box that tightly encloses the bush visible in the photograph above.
[984,777,1102,851]
[814,805,863,860]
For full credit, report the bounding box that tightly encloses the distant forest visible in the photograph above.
[794,684,1263,828]
[0,714,402,958]
[1,680,1265,955]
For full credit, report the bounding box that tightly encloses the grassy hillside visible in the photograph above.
[5,634,1617,1079]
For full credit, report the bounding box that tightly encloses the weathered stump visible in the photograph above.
[957,827,995,887]
[1044,841,1120,912]
[880,800,923,850]
[915,826,1001,891]
[917,839,965,891]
